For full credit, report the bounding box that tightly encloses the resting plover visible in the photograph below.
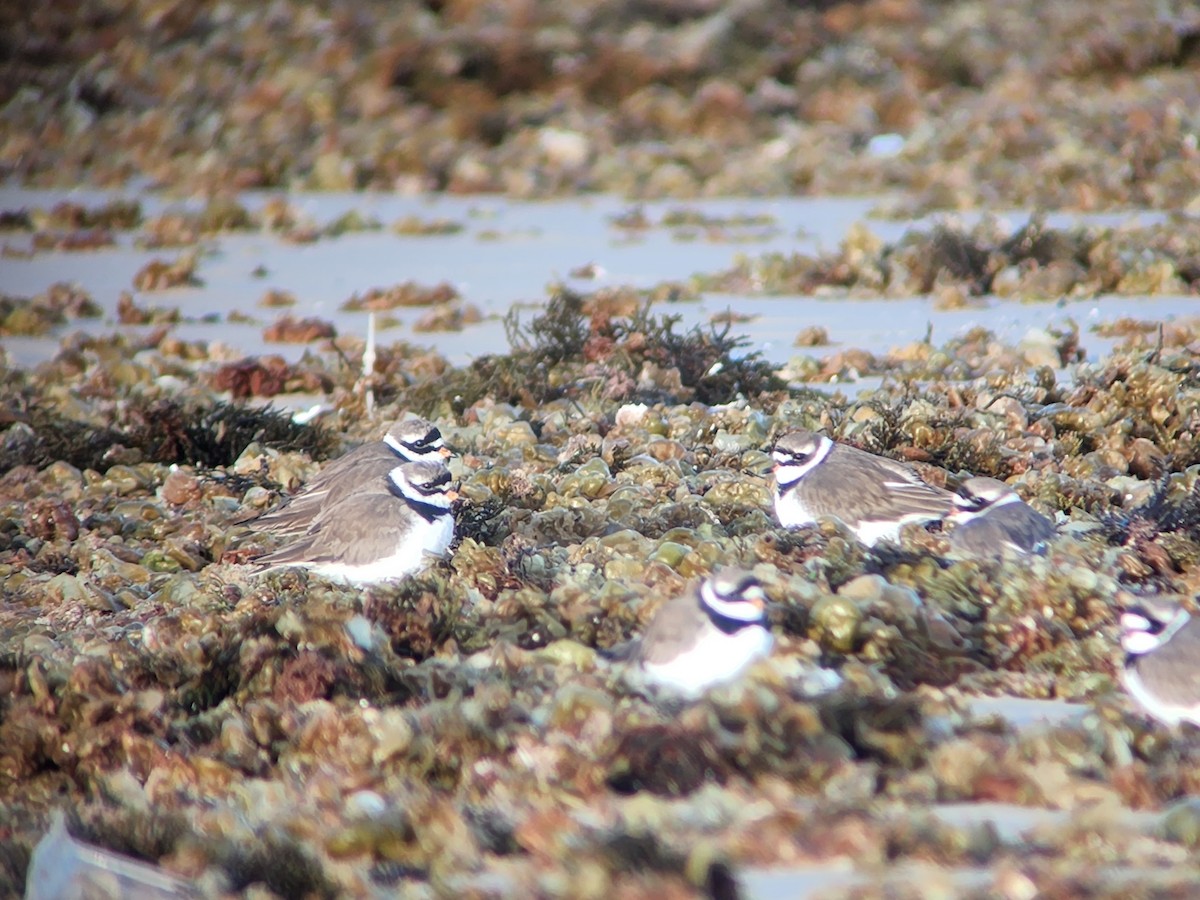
[251,460,457,585]
[946,476,1056,559]
[771,429,954,546]
[247,417,451,535]
[1120,598,1200,728]
[630,568,774,698]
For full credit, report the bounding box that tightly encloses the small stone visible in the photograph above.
[372,710,414,764]
[44,573,87,606]
[1162,798,1200,849]
[345,790,388,820]
[533,640,597,669]
[808,595,862,653]
[839,574,923,616]
[712,430,752,453]
[614,403,648,428]
[1018,328,1062,368]
[345,615,377,651]
[793,325,829,347]
[538,128,590,169]
[160,467,201,505]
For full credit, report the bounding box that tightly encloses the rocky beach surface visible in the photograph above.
[4,0,1200,897]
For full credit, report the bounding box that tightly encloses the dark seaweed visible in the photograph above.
[0,398,338,474]
[454,496,508,547]
[1105,474,1200,545]
[65,805,191,874]
[218,828,337,899]
[402,287,784,414]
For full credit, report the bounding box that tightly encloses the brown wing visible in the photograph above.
[634,590,706,666]
[1134,618,1200,708]
[254,490,411,569]
[805,446,954,522]
[247,446,397,533]
[297,443,396,492]
[245,492,333,534]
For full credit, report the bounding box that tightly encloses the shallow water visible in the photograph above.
[0,188,1190,380]
[740,860,1200,899]
[741,794,1168,898]
[964,695,1090,729]
[926,801,1161,842]
[739,860,994,899]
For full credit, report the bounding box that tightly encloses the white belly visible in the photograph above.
[852,518,904,547]
[776,487,919,547]
[774,486,816,529]
[311,514,454,585]
[642,626,774,698]
[1121,665,1200,728]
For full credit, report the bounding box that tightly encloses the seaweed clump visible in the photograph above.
[1114,472,1200,543]
[0,397,338,473]
[0,283,101,336]
[696,215,1200,300]
[402,287,784,414]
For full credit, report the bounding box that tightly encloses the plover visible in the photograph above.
[250,460,457,585]
[946,476,1056,559]
[1120,598,1200,728]
[771,429,954,546]
[246,417,451,535]
[630,568,774,698]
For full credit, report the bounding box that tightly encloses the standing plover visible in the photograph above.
[771,430,954,546]
[946,476,1056,559]
[630,568,774,698]
[251,460,457,585]
[247,417,451,535]
[1120,598,1200,728]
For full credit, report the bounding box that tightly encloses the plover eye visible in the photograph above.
[740,584,766,604]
